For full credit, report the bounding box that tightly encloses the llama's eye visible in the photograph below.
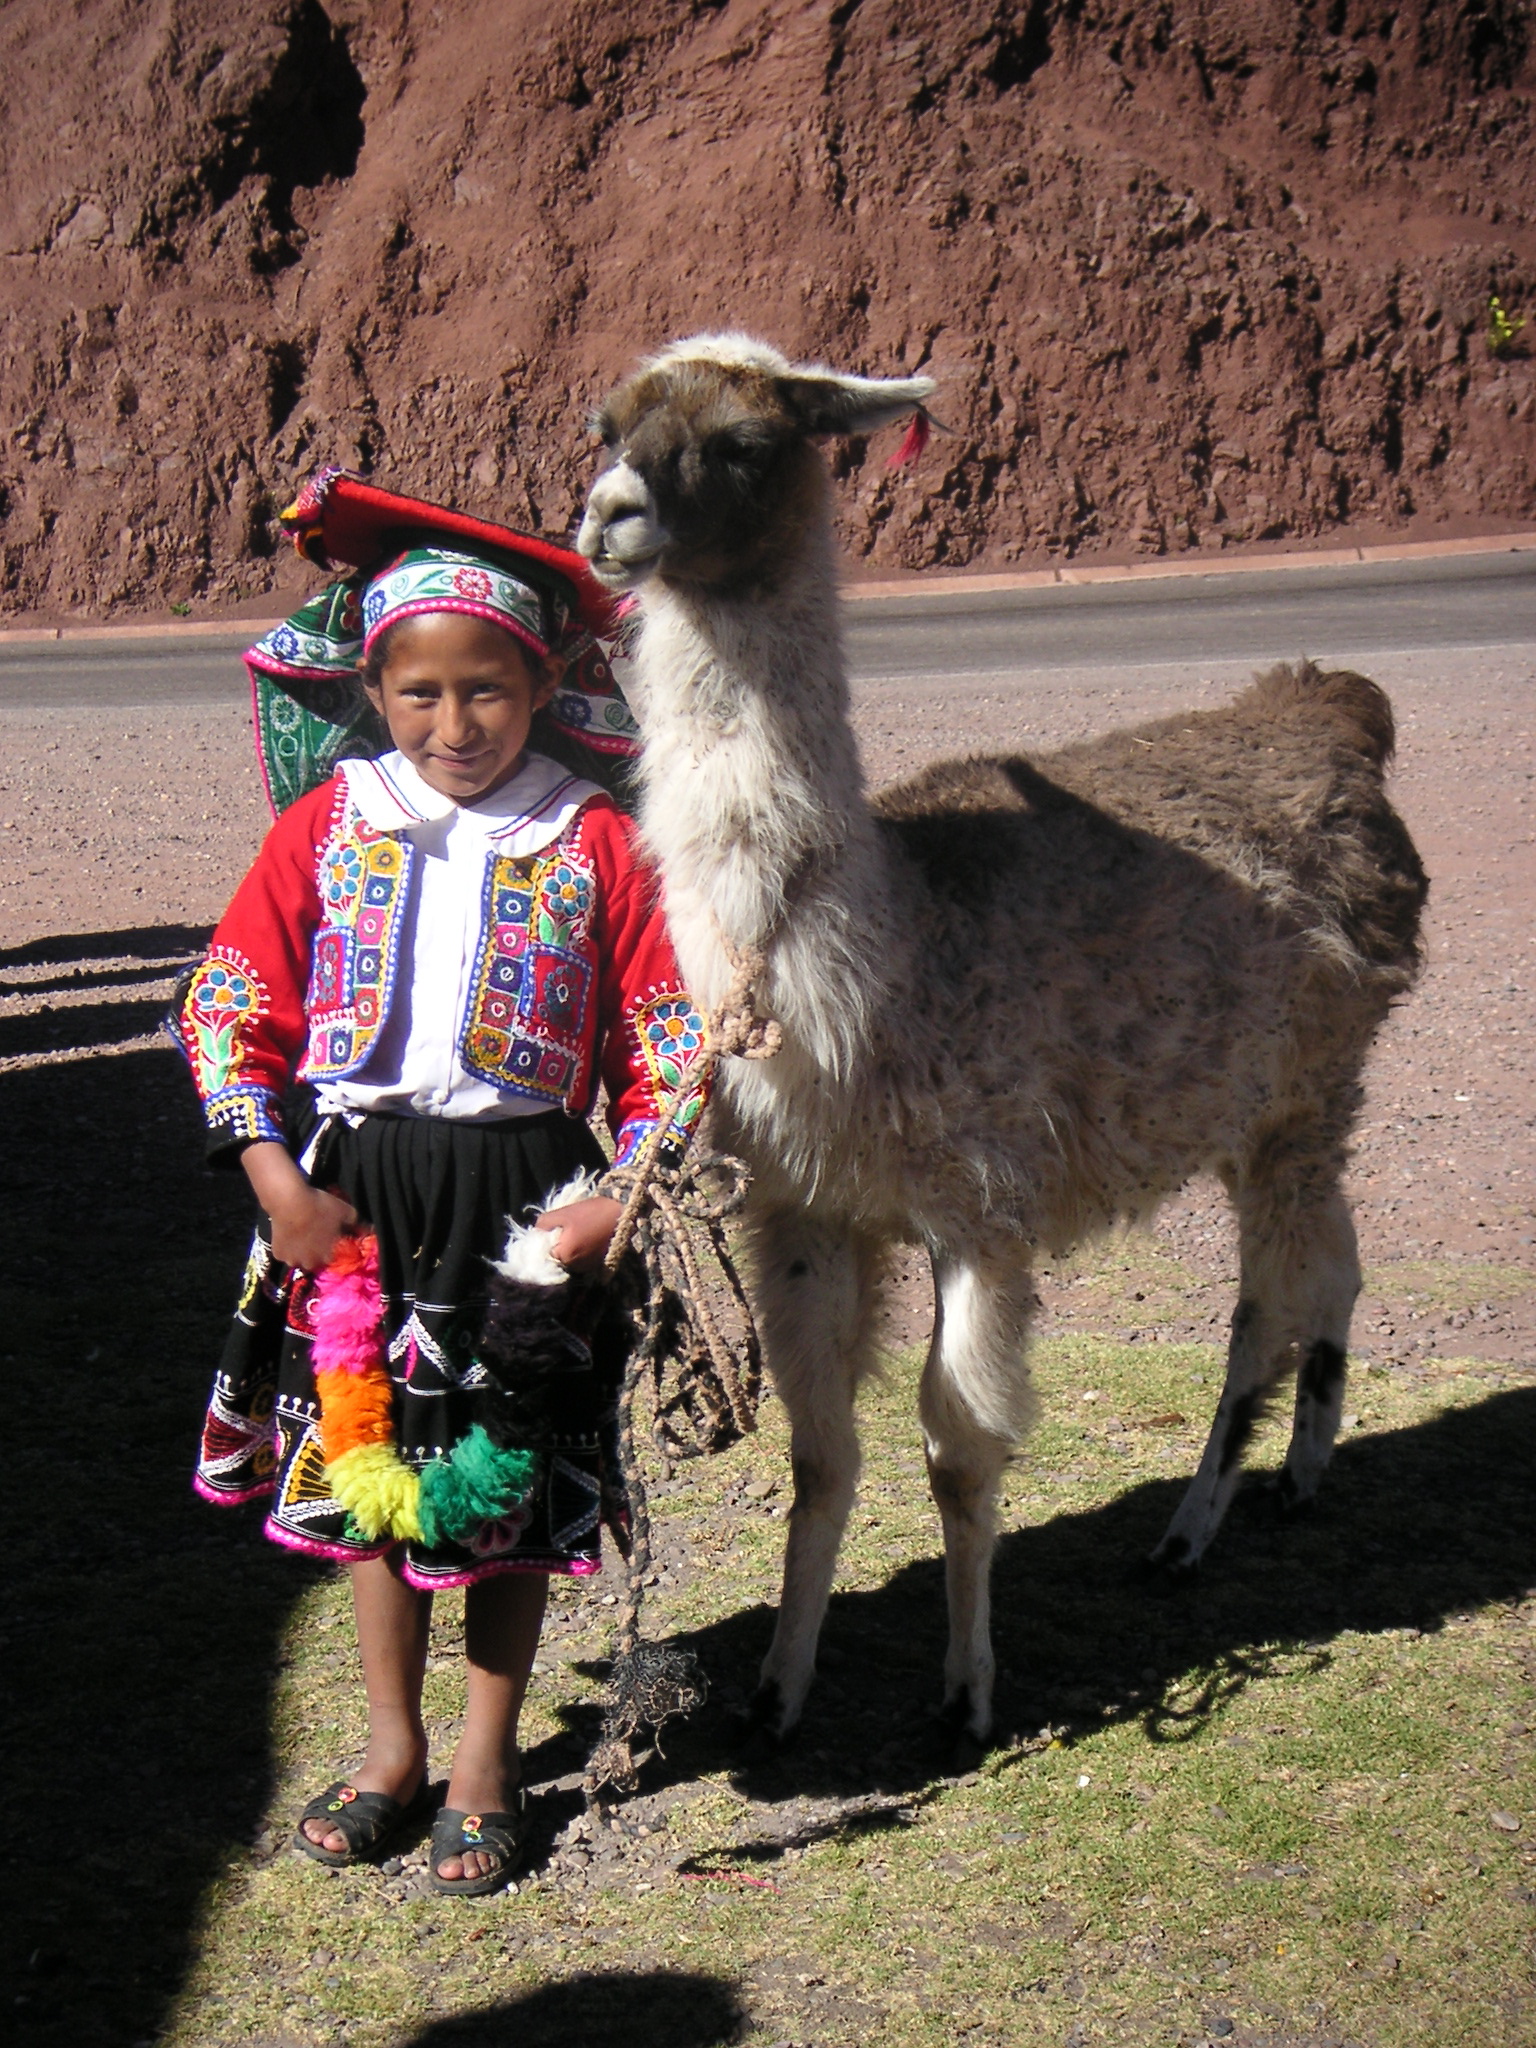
[708,425,771,467]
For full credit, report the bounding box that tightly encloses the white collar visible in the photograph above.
[340,750,603,857]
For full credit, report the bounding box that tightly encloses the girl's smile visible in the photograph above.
[363,611,563,804]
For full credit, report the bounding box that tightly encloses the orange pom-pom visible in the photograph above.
[324,1230,378,1283]
[315,1363,395,1462]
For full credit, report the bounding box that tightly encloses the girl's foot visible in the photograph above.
[301,1735,429,1857]
[434,1758,523,1885]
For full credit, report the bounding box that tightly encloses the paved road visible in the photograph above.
[3,550,1534,708]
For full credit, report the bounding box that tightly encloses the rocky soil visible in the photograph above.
[2,0,1534,620]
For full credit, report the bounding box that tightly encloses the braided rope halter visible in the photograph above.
[582,932,783,1806]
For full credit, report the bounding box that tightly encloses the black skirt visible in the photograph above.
[195,1094,629,1588]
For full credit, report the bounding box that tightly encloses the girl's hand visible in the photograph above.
[241,1140,358,1272]
[266,1184,360,1272]
[533,1194,623,1274]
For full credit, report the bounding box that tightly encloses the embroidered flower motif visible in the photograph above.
[194,961,258,1022]
[536,861,593,941]
[323,843,364,907]
[645,1003,704,1059]
[639,995,706,1090]
[183,953,268,1098]
[451,566,494,601]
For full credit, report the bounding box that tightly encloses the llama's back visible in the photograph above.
[868,663,1427,1232]
[875,661,1426,991]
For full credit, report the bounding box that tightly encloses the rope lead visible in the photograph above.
[583,934,778,1807]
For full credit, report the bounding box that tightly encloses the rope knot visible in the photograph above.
[706,938,784,1063]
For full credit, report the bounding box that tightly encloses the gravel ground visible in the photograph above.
[3,643,1532,1369]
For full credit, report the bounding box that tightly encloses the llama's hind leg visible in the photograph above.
[748,1208,882,1741]
[1277,1192,1360,1508]
[921,1249,1038,1743]
[1152,1168,1360,1572]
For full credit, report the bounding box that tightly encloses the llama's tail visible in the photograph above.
[1248,659,1397,769]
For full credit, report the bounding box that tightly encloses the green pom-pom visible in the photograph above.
[418,1426,538,1548]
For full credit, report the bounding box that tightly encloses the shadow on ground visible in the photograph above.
[396,1970,744,2047]
[1,938,314,2048]
[530,1379,1536,1827]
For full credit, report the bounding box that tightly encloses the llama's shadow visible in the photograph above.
[547,1383,1536,1811]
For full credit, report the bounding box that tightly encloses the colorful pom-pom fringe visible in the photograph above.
[310,1230,539,1549]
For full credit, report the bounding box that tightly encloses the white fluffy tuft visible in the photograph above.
[490,1168,604,1286]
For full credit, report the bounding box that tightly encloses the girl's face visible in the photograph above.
[363,612,562,804]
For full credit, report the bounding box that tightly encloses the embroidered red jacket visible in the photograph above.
[176,757,706,1165]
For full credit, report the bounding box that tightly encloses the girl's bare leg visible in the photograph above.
[303,1551,432,1853]
[435,1571,548,1884]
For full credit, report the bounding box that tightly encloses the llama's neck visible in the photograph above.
[630,505,902,1090]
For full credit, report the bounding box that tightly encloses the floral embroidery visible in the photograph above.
[322,842,364,912]
[638,994,706,1090]
[535,859,594,942]
[178,949,286,1146]
[182,950,266,1096]
[614,988,711,1163]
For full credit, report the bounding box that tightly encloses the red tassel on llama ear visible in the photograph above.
[886,409,932,470]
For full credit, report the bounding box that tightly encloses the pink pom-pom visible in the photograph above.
[885,410,931,470]
[310,1248,385,1375]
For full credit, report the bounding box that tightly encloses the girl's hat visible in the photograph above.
[279,467,618,639]
[245,469,639,815]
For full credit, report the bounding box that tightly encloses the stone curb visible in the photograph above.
[2,530,1533,646]
[843,530,1536,602]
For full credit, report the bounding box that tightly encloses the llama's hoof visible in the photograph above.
[1258,1469,1316,1517]
[1139,1539,1201,1590]
[734,1680,799,1753]
[936,1685,993,1750]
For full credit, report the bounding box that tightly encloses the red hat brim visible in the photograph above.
[279,469,616,638]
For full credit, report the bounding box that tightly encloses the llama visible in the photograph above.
[575,334,1427,1743]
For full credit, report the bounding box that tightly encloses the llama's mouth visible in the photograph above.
[585,542,662,591]
[576,503,666,587]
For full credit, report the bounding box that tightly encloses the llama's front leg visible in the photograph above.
[747,1209,881,1741]
[921,1250,1038,1743]
[1152,1175,1360,1571]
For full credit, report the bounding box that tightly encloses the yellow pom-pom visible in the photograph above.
[326,1441,423,1543]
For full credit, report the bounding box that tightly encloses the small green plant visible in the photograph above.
[169,599,193,616]
[1487,293,1526,358]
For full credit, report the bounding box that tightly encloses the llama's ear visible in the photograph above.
[777,370,937,438]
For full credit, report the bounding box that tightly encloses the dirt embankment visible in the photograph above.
[1,0,1534,618]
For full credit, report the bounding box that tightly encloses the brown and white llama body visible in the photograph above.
[577,334,1427,1743]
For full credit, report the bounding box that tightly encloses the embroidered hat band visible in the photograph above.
[360,546,563,659]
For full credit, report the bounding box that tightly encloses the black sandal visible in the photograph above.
[427,1791,528,1897]
[293,1774,431,1869]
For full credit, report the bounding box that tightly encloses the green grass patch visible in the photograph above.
[167,1339,1534,2047]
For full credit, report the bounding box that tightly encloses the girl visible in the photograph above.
[181,473,703,1896]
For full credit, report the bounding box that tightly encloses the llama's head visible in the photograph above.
[576,333,934,593]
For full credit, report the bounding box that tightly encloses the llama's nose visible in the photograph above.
[577,460,664,566]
